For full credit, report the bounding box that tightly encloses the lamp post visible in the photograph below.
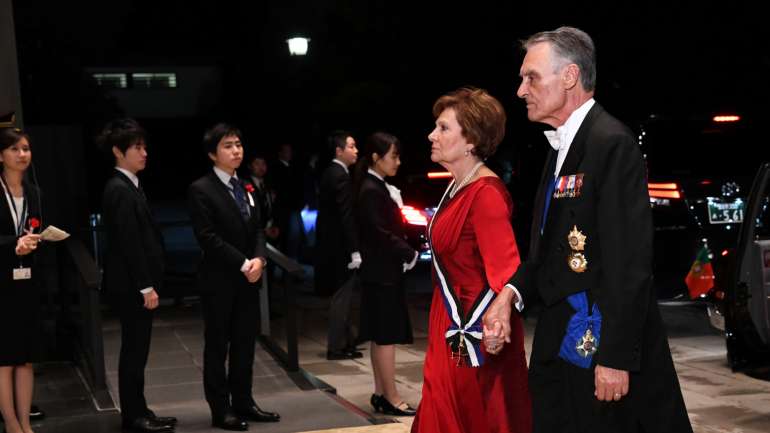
[286,37,310,56]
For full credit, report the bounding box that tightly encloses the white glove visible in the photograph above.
[347,251,362,270]
[403,250,419,272]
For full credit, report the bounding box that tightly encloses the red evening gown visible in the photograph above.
[412,177,532,433]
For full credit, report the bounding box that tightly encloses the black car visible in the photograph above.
[710,163,770,370]
[637,111,770,369]
[638,112,758,300]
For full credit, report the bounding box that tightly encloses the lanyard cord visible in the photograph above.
[0,174,27,236]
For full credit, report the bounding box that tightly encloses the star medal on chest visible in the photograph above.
[566,225,588,273]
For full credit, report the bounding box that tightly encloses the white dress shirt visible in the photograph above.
[546,98,595,178]
[332,158,349,174]
[506,98,596,311]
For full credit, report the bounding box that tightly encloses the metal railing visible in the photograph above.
[60,225,113,409]
[259,243,304,373]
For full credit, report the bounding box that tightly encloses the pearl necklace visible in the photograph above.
[449,161,484,198]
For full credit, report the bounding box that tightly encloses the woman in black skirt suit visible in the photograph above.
[355,132,418,416]
[0,126,42,433]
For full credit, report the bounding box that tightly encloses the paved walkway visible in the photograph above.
[27,279,769,433]
[100,304,372,433]
[295,288,770,433]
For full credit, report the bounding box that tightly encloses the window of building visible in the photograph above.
[131,73,178,89]
[91,73,128,89]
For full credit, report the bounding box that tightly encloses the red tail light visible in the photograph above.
[648,182,682,199]
[713,115,740,123]
[401,206,428,226]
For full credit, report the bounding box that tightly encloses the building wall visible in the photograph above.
[0,0,23,123]
[85,66,223,118]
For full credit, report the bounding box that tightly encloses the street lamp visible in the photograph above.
[286,37,310,56]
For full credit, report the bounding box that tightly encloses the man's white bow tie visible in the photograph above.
[543,127,568,151]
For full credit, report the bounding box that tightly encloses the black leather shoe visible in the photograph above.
[146,409,178,426]
[30,404,45,421]
[379,398,417,416]
[122,416,175,432]
[326,349,363,360]
[234,404,280,422]
[211,411,248,431]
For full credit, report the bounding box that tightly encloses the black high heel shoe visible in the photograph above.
[379,397,417,416]
[370,394,384,412]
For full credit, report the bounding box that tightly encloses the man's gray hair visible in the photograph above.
[522,26,597,92]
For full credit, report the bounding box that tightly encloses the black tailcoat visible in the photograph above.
[510,103,692,433]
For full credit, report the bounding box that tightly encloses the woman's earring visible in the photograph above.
[464,150,470,156]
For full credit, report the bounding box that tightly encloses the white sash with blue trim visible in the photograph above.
[428,180,496,367]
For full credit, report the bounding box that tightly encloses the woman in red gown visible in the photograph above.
[412,88,531,433]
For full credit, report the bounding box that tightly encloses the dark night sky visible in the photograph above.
[11,1,767,201]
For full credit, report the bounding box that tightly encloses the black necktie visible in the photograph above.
[138,183,147,202]
[229,177,250,219]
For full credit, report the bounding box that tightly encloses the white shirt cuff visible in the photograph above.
[351,251,362,262]
[504,284,524,312]
[241,259,251,272]
[140,287,154,294]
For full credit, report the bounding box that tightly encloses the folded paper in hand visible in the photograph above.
[40,225,70,242]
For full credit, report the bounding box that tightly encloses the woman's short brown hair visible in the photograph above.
[432,87,506,160]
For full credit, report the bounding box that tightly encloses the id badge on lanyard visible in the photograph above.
[2,177,32,280]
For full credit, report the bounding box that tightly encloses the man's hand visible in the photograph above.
[594,364,629,402]
[483,321,505,355]
[244,258,265,283]
[482,289,515,348]
[142,289,159,310]
[347,252,362,270]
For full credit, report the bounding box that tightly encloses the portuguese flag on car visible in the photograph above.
[685,245,715,299]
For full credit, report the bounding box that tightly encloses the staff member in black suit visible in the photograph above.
[316,130,363,360]
[99,118,177,433]
[269,143,304,258]
[483,27,692,433]
[0,122,43,433]
[188,123,280,431]
[246,152,279,241]
[354,132,418,416]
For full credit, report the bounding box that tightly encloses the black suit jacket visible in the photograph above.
[315,162,359,292]
[357,173,415,284]
[270,160,304,220]
[0,180,42,280]
[188,171,266,292]
[247,177,274,228]
[510,103,654,371]
[102,170,165,294]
